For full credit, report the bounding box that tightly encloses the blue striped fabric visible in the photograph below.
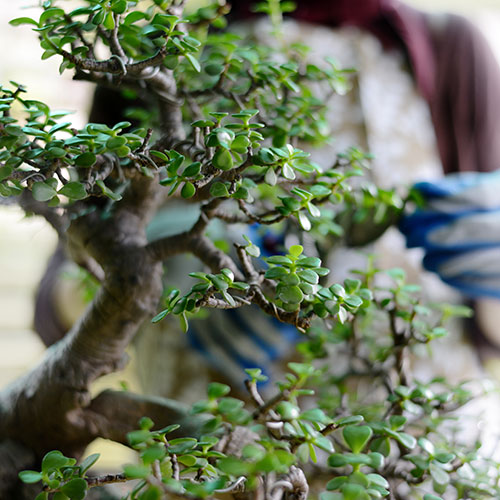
[400,171,500,299]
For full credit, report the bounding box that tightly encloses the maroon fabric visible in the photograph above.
[232,0,500,175]
[429,14,500,174]
[378,2,500,174]
[382,2,435,102]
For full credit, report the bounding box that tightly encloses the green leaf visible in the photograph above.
[79,453,100,475]
[212,149,233,170]
[289,245,303,258]
[205,63,224,76]
[115,145,131,157]
[4,125,23,136]
[42,451,71,473]
[139,487,162,500]
[181,181,196,199]
[35,493,49,500]
[177,454,197,467]
[74,152,97,167]
[103,11,115,29]
[265,167,277,186]
[265,267,288,279]
[429,463,449,485]
[141,444,166,465]
[58,182,87,200]
[418,437,435,456]
[388,415,406,430]
[299,408,331,424]
[185,53,201,72]
[326,476,348,491]
[217,457,253,476]
[96,179,122,201]
[168,437,198,454]
[297,211,311,231]
[297,256,322,268]
[314,435,334,453]
[209,182,230,198]
[343,426,373,453]
[342,483,370,500]
[208,382,231,399]
[297,269,319,285]
[334,415,364,426]
[368,452,384,469]
[395,432,416,449]
[124,11,148,25]
[151,309,168,323]
[18,470,43,484]
[320,493,342,500]
[434,452,455,464]
[60,478,87,500]
[0,166,13,181]
[279,285,304,304]
[32,181,57,202]
[111,0,127,14]
[367,473,389,488]
[128,429,151,446]
[266,255,293,266]
[124,464,150,479]
[327,453,348,467]
[53,493,69,500]
[106,136,127,150]
[245,244,260,258]
[40,8,65,24]
[275,401,300,420]
[9,17,39,26]
[282,162,295,180]
[150,150,169,162]
[183,162,201,177]
[112,121,132,131]
[307,201,321,217]
[231,135,250,154]
[158,423,181,435]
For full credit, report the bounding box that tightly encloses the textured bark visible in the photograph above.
[0,169,184,493]
[85,390,210,445]
[0,54,227,493]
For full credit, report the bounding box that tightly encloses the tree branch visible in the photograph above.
[84,390,210,445]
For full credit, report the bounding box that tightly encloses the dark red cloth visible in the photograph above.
[380,2,500,174]
[231,0,500,175]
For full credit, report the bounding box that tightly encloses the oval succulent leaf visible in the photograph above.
[343,425,373,453]
[212,149,234,170]
[279,285,304,304]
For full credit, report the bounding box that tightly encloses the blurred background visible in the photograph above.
[1,0,500,468]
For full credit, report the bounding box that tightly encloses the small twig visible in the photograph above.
[136,128,153,154]
[235,244,261,284]
[253,388,291,419]
[110,13,127,59]
[245,379,266,407]
[215,476,246,493]
[197,296,247,310]
[44,473,128,492]
[152,460,162,482]
[320,422,339,436]
[238,200,286,225]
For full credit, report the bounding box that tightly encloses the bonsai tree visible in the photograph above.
[1,0,499,499]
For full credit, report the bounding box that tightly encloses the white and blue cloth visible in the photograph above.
[399,171,500,299]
